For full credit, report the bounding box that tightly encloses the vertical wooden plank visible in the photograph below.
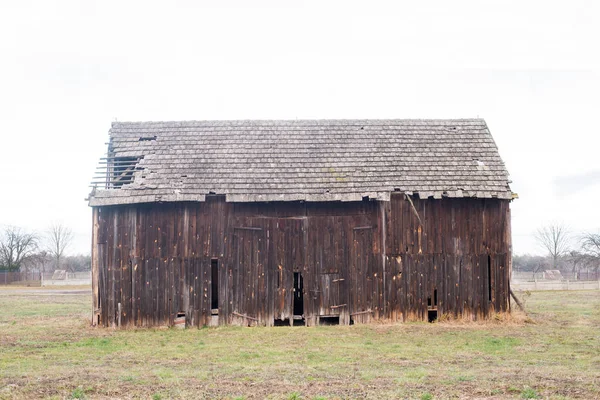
[91,207,99,326]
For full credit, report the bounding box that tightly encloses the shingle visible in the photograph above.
[88,119,513,206]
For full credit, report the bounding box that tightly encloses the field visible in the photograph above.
[0,288,598,399]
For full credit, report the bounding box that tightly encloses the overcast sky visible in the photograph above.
[0,0,598,256]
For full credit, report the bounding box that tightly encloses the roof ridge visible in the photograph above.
[111,118,486,127]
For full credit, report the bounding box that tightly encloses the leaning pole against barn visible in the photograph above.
[88,119,516,328]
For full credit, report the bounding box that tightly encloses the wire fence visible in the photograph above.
[0,271,92,286]
[512,271,600,282]
[41,271,91,286]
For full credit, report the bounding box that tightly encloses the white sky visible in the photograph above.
[0,0,598,256]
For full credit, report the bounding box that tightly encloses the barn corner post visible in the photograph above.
[91,207,99,326]
[507,201,513,313]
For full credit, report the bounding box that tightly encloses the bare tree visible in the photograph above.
[565,250,586,278]
[535,223,570,270]
[580,232,600,279]
[22,250,52,274]
[47,223,73,271]
[0,226,38,271]
[532,258,549,280]
[580,232,600,257]
[63,254,91,273]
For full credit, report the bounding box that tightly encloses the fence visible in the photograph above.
[0,271,41,285]
[512,280,600,291]
[41,271,91,286]
[512,271,600,282]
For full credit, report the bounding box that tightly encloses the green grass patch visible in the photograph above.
[0,289,598,399]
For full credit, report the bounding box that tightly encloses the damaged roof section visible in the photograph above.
[92,155,144,189]
[88,119,514,206]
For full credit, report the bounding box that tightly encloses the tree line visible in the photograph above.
[0,223,90,273]
[514,223,600,278]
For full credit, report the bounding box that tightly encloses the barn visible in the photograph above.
[88,119,515,328]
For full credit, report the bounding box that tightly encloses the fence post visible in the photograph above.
[566,280,569,291]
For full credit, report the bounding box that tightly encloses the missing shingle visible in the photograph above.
[139,136,157,141]
[107,156,142,188]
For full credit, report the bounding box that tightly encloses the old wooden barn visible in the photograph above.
[88,119,515,328]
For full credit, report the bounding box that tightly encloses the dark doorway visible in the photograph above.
[293,272,304,317]
[428,309,438,323]
[319,316,340,325]
[211,259,219,311]
[274,318,291,326]
[427,288,438,323]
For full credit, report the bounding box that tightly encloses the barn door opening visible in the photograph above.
[209,258,219,327]
[293,272,304,325]
[211,259,219,312]
[427,288,438,322]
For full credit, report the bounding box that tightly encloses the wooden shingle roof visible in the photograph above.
[89,119,513,206]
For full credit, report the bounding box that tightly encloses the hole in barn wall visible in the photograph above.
[211,258,219,313]
[428,310,438,323]
[174,312,186,329]
[319,316,340,326]
[427,288,438,323]
[274,319,291,326]
[138,136,157,141]
[293,272,304,318]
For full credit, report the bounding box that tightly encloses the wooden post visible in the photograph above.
[509,289,526,314]
[118,303,122,328]
[91,208,99,325]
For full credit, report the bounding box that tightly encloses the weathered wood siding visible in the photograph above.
[383,193,511,321]
[92,194,511,328]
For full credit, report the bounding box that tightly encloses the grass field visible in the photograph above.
[0,288,598,399]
